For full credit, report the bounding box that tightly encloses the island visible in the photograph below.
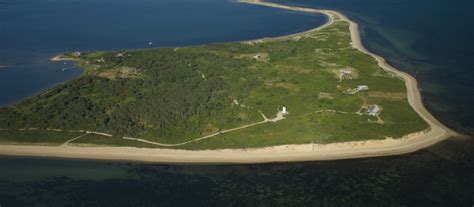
[0,0,457,163]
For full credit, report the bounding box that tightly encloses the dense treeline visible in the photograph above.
[0,48,253,140]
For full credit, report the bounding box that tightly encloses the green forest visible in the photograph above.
[0,20,428,149]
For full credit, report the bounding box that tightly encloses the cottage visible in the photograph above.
[357,85,369,91]
[72,51,81,57]
[367,104,380,116]
[340,68,352,75]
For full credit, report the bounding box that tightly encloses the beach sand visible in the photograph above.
[0,0,458,164]
[50,55,78,62]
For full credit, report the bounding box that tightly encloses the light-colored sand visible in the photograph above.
[50,55,80,62]
[0,0,458,164]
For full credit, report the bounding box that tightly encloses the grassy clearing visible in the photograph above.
[0,130,83,146]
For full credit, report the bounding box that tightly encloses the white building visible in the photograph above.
[367,104,380,116]
[340,68,352,75]
[357,85,369,91]
[282,105,288,114]
[72,51,81,57]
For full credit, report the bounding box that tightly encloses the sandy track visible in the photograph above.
[0,0,458,164]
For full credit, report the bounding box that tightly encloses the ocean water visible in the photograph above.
[0,0,325,107]
[0,0,473,206]
[0,142,473,206]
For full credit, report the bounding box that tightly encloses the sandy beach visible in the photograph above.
[50,55,79,62]
[0,0,458,164]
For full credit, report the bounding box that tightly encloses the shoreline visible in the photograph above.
[0,0,458,164]
[50,55,79,62]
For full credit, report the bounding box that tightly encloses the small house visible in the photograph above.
[357,85,369,91]
[367,104,380,116]
[340,68,352,75]
[72,51,81,57]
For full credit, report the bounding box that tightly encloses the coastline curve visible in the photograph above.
[0,0,458,164]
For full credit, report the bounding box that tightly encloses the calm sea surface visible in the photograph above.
[0,0,473,206]
[0,0,325,107]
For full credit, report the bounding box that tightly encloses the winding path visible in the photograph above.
[62,135,86,147]
[122,111,287,146]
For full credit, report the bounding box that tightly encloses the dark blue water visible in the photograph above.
[0,0,325,107]
[0,140,473,206]
[1,0,473,206]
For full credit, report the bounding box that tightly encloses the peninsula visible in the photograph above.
[0,0,457,163]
